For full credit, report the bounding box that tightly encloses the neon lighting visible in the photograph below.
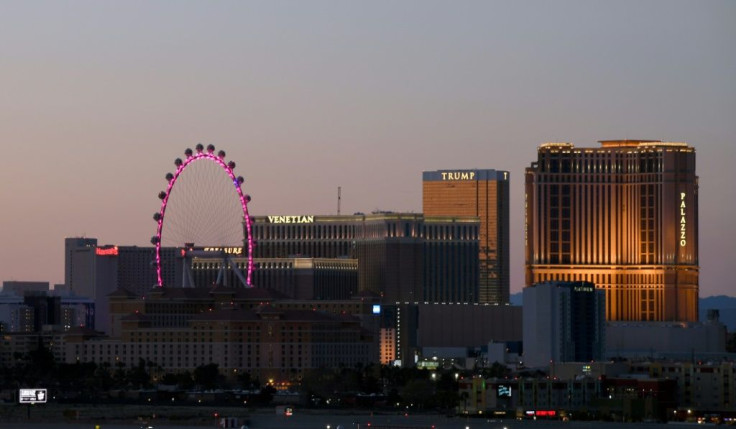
[96,246,119,256]
[154,151,255,288]
[680,192,687,247]
[202,247,243,255]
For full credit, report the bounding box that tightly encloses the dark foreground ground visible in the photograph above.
[0,404,691,429]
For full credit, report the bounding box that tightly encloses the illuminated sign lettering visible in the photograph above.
[498,385,512,397]
[202,247,243,255]
[19,389,46,404]
[679,192,686,247]
[574,286,594,293]
[95,246,118,256]
[267,215,314,224]
[441,171,476,181]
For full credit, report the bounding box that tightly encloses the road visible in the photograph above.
[0,413,677,429]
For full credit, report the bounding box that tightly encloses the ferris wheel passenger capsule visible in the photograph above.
[153,213,162,221]
[207,144,215,153]
[196,143,204,152]
[174,158,183,167]
[228,161,236,169]
[218,150,226,159]
[158,191,167,200]
[150,236,160,245]
[165,173,174,181]
[245,194,251,202]
[237,176,244,185]
[185,148,193,157]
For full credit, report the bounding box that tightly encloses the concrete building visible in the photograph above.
[64,240,117,332]
[477,376,603,416]
[64,237,98,294]
[0,292,31,333]
[629,360,736,413]
[188,256,359,300]
[523,281,606,368]
[0,290,94,333]
[0,304,373,384]
[1,281,49,295]
[606,320,726,360]
[525,141,699,321]
[423,169,510,304]
[23,293,62,332]
[117,245,183,296]
[64,238,183,332]
[252,213,480,304]
[416,304,521,348]
[54,288,377,382]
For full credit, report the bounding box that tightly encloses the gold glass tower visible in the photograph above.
[423,169,510,304]
[525,140,698,321]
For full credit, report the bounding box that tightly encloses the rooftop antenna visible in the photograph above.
[337,186,342,215]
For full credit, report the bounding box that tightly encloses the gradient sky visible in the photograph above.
[0,1,734,296]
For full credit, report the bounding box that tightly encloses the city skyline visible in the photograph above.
[0,2,734,296]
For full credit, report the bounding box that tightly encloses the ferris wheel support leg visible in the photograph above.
[182,257,196,288]
[227,255,249,288]
[187,267,196,288]
[216,265,225,287]
[182,258,189,288]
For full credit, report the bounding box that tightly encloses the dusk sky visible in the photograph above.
[0,1,734,296]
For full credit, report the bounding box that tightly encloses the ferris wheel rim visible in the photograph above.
[153,146,254,287]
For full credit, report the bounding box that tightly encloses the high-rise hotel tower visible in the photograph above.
[525,140,698,321]
[423,169,510,304]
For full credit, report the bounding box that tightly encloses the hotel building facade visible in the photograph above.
[422,169,510,304]
[525,140,698,321]
[251,213,480,304]
[523,281,606,368]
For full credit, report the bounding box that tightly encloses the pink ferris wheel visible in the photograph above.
[151,144,254,287]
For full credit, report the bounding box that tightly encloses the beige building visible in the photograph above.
[525,140,699,321]
[423,169,510,304]
[64,304,372,382]
[632,361,736,412]
[0,288,378,384]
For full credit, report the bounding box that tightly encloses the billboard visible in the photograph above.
[19,389,47,404]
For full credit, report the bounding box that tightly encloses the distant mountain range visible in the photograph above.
[699,295,736,311]
[508,292,736,330]
[510,292,522,306]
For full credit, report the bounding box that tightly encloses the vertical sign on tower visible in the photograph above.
[680,192,687,247]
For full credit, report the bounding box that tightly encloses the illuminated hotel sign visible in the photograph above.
[440,171,476,181]
[680,192,687,247]
[267,215,314,224]
[95,246,118,256]
[202,247,243,255]
[574,285,594,293]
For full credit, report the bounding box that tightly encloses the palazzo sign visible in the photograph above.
[679,192,687,247]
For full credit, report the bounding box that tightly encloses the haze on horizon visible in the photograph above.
[0,1,734,297]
